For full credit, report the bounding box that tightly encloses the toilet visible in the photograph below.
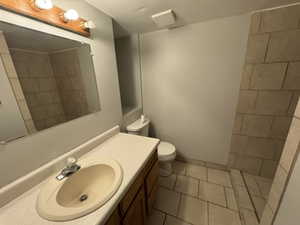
[126,117,176,177]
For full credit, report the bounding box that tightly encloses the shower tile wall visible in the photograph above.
[229,5,300,178]
[10,49,66,131]
[50,49,89,121]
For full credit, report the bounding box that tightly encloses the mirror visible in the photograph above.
[0,21,101,143]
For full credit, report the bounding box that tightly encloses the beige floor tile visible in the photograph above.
[177,195,208,225]
[173,161,187,175]
[240,209,259,225]
[208,168,232,187]
[186,164,207,180]
[206,162,227,170]
[175,175,199,197]
[256,180,272,198]
[198,181,226,207]
[159,174,177,189]
[225,188,238,211]
[146,209,165,225]
[165,215,191,225]
[254,175,272,183]
[244,174,261,196]
[248,188,262,197]
[235,186,254,210]
[230,169,245,187]
[209,204,241,225]
[260,204,274,225]
[252,196,266,219]
[154,187,181,216]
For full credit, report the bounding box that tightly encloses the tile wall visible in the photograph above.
[229,5,300,178]
[50,49,89,121]
[0,33,36,134]
[10,49,66,131]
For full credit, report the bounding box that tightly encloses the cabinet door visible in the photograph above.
[105,210,120,225]
[147,182,158,213]
[122,187,146,225]
[145,161,159,197]
[119,171,144,217]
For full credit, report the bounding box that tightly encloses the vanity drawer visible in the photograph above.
[119,171,144,216]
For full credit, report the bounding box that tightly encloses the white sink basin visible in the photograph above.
[36,157,123,221]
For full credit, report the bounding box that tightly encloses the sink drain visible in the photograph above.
[79,194,88,202]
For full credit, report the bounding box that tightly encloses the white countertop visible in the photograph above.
[0,133,159,225]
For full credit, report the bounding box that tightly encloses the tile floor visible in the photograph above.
[146,161,241,225]
[242,172,272,220]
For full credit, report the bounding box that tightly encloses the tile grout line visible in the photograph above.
[207,200,210,225]
[162,212,167,225]
[241,172,260,222]
[229,170,250,224]
[280,62,290,90]
[153,208,194,225]
[223,186,229,209]
[176,192,182,217]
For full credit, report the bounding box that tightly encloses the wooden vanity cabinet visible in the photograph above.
[105,150,159,225]
[122,187,146,225]
[105,210,120,225]
[145,160,159,212]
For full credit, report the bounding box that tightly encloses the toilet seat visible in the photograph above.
[158,142,176,161]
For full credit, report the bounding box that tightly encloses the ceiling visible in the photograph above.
[86,0,300,36]
[0,21,82,52]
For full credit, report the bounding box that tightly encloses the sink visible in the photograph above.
[36,157,123,221]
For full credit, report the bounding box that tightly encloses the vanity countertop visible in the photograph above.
[0,133,160,225]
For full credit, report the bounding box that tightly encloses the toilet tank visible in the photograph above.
[126,118,150,137]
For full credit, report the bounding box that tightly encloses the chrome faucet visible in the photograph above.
[56,157,81,181]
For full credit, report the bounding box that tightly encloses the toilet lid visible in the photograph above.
[158,142,176,156]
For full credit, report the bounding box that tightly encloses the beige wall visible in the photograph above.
[11,49,66,131]
[115,34,142,114]
[259,99,300,225]
[0,34,35,136]
[0,0,122,188]
[140,14,250,165]
[273,115,300,225]
[228,5,300,178]
[0,45,28,141]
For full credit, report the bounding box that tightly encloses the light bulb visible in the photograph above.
[64,9,79,21]
[83,21,96,29]
[34,0,53,10]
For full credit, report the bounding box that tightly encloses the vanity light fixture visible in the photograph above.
[81,20,96,30]
[63,9,79,22]
[0,0,90,37]
[33,0,53,10]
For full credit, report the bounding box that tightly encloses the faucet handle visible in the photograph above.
[66,157,77,168]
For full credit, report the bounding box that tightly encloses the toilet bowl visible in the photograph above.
[126,116,176,176]
[157,142,176,176]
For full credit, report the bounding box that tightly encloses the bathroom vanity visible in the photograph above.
[106,149,159,225]
[0,130,160,225]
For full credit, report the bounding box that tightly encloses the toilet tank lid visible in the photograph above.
[126,118,150,132]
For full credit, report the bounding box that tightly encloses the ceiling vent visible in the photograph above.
[151,10,176,28]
